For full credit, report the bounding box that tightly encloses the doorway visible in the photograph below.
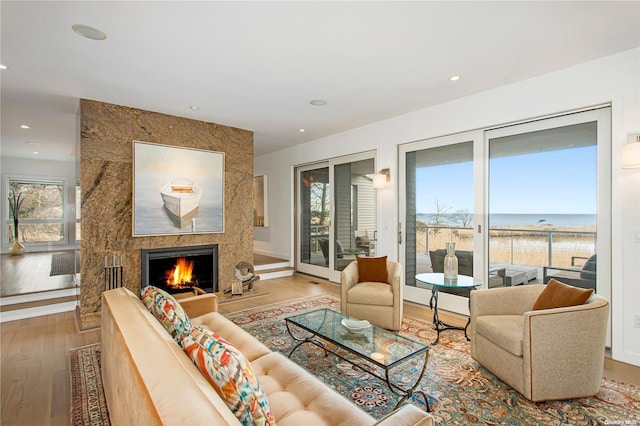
[295,152,376,282]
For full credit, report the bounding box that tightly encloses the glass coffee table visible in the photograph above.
[285,308,430,412]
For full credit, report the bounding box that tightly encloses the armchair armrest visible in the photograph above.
[340,261,359,313]
[178,293,218,318]
[522,295,609,399]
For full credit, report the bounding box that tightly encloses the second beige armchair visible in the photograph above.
[470,284,609,402]
[340,259,403,330]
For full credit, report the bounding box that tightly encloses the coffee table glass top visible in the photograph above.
[285,309,428,367]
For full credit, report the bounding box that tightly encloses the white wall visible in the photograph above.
[1,156,77,253]
[255,48,640,366]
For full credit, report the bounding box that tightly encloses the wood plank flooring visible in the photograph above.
[1,272,639,424]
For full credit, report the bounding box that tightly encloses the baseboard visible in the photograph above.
[255,262,291,271]
[0,287,80,306]
[253,249,289,260]
[0,301,78,323]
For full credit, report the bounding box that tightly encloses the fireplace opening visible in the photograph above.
[141,245,218,294]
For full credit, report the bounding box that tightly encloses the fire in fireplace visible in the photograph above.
[141,245,218,294]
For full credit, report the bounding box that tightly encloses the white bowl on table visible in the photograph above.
[341,318,371,333]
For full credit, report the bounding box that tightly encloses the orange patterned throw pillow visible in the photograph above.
[180,326,275,426]
[141,285,193,341]
[532,278,593,310]
[356,255,388,284]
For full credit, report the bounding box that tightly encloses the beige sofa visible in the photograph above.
[101,287,435,425]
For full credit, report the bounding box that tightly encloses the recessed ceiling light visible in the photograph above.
[310,100,327,106]
[299,128,306,133]
[27,141,40,146]
[449,75,461,82]
[33,151,39,155]
[20,124,30,129]
[189,106,200,111]
[0,64,7,70]
[72,24,107,41]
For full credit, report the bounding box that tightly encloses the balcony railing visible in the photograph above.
[417,225,596,268]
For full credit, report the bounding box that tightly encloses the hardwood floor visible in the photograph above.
[0,310,100,426]
[1,272,639,425]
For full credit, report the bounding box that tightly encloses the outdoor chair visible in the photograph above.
[470,283,609,401]
[543,254,596,290]
[318,238,356,270]
[354,231,372,256]
[429,249,506,292]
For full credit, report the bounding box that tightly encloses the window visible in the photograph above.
[7,179,65,244]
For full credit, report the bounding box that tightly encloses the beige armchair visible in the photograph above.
[340,260,403,330]
[469,285,609,402]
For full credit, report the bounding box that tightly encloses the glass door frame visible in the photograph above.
[399,131,484,315]
[295,161,331,279]
[399,107,611,318]
[295,151,377,283]
[484,108,611,310]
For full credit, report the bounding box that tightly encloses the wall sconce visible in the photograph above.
[372,168,390,189]
[622,134,640,169]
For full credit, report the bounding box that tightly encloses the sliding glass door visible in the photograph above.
[486,109,610,300]
[296,152,376,282]
[400,107,611,316]
[297,163,330,277]
[400,133,481,312]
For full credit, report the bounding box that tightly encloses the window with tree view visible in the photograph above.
[7,179,65,244]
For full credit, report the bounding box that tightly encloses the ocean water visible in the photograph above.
[416,213,596,227]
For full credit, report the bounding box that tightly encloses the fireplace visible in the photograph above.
[141,245,218,294]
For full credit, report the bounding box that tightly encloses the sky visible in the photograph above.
[415,145,597,214]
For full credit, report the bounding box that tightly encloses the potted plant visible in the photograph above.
[8,188,25,255]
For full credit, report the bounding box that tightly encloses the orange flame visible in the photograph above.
[166,258,195,288]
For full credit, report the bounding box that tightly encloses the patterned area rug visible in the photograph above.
[68,294,640,426]
[225,294,640,425]
[69,344,110,426]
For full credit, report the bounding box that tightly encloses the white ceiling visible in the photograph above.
[2,1,639,162]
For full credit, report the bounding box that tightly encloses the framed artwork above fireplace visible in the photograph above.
[132,141,225,236]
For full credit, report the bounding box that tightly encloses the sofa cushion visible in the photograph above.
[475,315,524,357]
[191,311,272,362]
[347,281,393,306]
[532,278,593,311]
[356,255,388,283]
[180,325,275,426]
[251,351,374,426]
[141,285,192,341]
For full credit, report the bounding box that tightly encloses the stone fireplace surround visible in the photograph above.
[79,99,254,328]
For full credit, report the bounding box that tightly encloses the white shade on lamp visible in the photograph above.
[372,168,390,188]
[372,174,388,188]
[622,142,640,169]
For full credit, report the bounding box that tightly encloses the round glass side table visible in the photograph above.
[415,273,477,345]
